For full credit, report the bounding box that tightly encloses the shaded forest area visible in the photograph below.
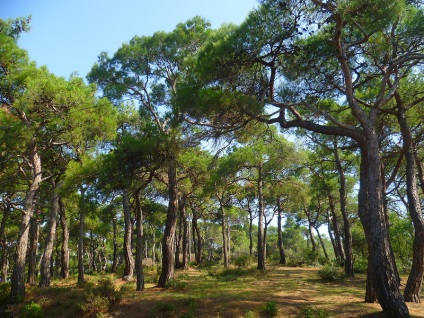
[1,0,424,317]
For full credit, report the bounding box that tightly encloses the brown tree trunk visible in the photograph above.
[180,196,189,270]
[26,216,39,286]
[122,189,134,281]
[333,145,354,277]
[315,226,329,260]
[39,179,60,287]
[77,186,86,287]
[327,194,345,264]
[257,163,266,270]
[9,144,42,303]
[191,209,202,264]
[276,198,286,265]
[0,201,11,283]
[358,135,409,317]
[397,101,424,303]
[59,198,69,279]
[158,159,179,287]
[219,202,230,268]
[111,216,118,273]
[134,190,144,291]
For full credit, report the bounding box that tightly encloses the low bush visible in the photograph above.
[264,301,278,317]
[80,277,121,317]
[233,254,254,269]
[19,302,44,318]
[153,302,176,318]
[165,279,186,290]
[298,306,329,318]
[318,264,345,281]
[0,282,11,305]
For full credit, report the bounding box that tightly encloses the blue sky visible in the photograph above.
[1,0,258,78]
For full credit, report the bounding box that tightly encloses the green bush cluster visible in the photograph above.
[298,306,329,318]
[79,277,121,318]
[165,279,187,290]
[0,282,11,305]
[19,302,44,318]
[317,264,345,281]
[233,254,254,269]
[153,302,176,318]
[264,301,278,317]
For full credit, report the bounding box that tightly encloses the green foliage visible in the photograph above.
[318,264,346,282]
[297,306,329,318]
[165,279,187,290]
[0,282,11,305]
[233,254,254,269]
[80,277,121,318]
[153,302,176,318]
[264,301,278,317]
[19,302,44,318]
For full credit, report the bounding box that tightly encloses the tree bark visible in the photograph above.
[122,189,134,281]
[358,135,409,317]
[26,216,39,286]
[397,101,424,303]
[9,143,42,303]
[59,198,69,279]
[219,202,230,268]
[111,216,118,273]
[257,163,266,270]
[77,186,86,287]
[158,159,179,287]
[327,194,345,264]
[276,198,286,265]
[191,209,202,264]
[0,201,11,283]
[134,190,144,291]
[180,196,189,270]
[39,179,60,287]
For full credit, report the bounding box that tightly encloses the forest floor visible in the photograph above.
[5,265,424,318]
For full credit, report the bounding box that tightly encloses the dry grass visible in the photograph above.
[5,266,424,318]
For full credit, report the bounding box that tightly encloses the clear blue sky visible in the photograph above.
[0,0,258,78]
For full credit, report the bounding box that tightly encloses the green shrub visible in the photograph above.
[0,282,11,305]
[234,254,254,269]
[153,302,176,318]
[80,295,109,318]
[19,302,44,318]
[264,301,278,317]
[318,264,345,281]
[245,310,258,318]
[165,279,186,290]
[298,306,329,318]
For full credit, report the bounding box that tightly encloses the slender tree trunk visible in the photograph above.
[9,143,42,303]
[77,186,86,287]
[27,216,39,286]
[111,217,118,273]
[332,141,354,277]
[277,198,286,265]
[397,103,424,303]
[327,194,345,263]
[158,159,179,287]
[175,198,183,269]
[1,237,8,283]
[257,163,266,270]
[39,179,60,287]
[180,196,189,270]
[358,135,409,317]
[0,201,11,283]
[122,189,134,281]
[59,198,69,279]
[192,210,202,264]
[219,202,230,268]
[134,190,144,291]
[248,203,253,256]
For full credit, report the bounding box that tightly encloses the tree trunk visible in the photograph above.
[122,189,134,281]
[358,135,409,317]
[39,179,60,287]
[257,163,266,270]
[9,144,42,303]
[158,159,179,287]
[327,193,345,264]
[1,237,8,283]
[180,196,189,270]
[219,202,230,268]
[192,210,202,264]
[26,216,39,286]
[397,102,424,303]
[134,190,144,291]
[111,216,118,273]
[0,201,11,283]
[276,198,286,265]
[315,226,329,260]
[77,186,86,287]
[59,198,69,279]
[248,203,253,256]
